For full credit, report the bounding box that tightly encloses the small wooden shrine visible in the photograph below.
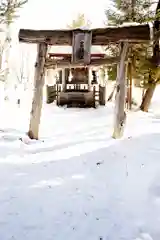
[45,45,109,107]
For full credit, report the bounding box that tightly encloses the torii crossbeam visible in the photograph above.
[19,24,151,45]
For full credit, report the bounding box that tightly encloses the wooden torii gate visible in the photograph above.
[19,24,151,140]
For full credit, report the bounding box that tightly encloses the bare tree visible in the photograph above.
[14,52,28,85]
[0,37,5,81]
[0,0,28,97]
[12,48,32,105]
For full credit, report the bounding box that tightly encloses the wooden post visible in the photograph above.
[89,68,93,90]
[62,69,66,91]
[99,85,106,105]
[126,60,132,109]
[112,42,128,139]
[128,61,133,110]
[28,43,48,140]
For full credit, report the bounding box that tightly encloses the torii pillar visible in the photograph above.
[28,43,48,140]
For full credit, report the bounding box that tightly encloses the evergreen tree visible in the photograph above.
[106,0,155,25]
[0,0,28,25]
[105,0,160,111]
[105,0,156,85]
[67,13,91,29]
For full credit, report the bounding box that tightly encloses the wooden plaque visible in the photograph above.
[72,31,92,65]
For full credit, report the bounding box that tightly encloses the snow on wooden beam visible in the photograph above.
[45,57,119,69]
[19,24,151,45]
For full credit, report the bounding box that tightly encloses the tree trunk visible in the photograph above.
[140,83,156,112]
[113,42,128,139]
[140,0,160,113]
[107,83,116,101]
[28,43,48,140]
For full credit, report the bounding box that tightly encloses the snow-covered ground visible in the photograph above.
[0,89,160,240]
